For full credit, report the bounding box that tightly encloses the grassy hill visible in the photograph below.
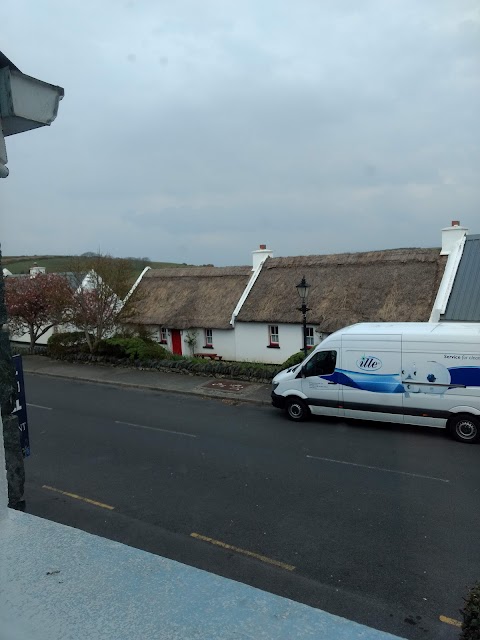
[2,255,192,280]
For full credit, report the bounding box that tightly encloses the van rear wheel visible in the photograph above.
[448,414,480,443]
[285,397,310,422]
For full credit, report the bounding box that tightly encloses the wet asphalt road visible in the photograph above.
[23,374,480,640]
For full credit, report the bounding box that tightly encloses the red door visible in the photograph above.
[171,330,182,355]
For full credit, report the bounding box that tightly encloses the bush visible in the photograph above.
[461,582,480,640]
[95,339,126,358]
[281,351,306,370]
[47,331,91,357]
[100,336,171,362]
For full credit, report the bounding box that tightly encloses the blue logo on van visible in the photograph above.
[357,355,382,371]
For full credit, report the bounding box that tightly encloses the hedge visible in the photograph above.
[281,351,306,369]
[47,331,92,357]
[97,337,172,361]
[47,351,282,383]
[48,332,174,362]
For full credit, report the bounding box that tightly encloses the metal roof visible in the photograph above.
[442,234,480,322]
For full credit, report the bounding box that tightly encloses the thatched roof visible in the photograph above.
[236,248,447,332]
[130,266,252,329]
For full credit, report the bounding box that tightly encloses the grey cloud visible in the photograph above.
[1,0,479,265]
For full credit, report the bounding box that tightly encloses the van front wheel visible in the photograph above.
[448,414,480,443]
[285,397,310,422]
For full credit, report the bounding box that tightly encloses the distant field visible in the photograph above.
[2,255,191,278]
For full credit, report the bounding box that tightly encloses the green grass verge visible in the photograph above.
[2,255,194,281]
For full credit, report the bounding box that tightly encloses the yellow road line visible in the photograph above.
[439,615,462,628]
[190,532,295,572]
[42,485,115,510]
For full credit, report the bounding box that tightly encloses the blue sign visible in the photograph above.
[12,355,30,458]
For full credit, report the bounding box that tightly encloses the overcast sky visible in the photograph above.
[1,1,479,266]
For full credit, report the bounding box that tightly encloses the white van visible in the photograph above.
[271,322,480,443]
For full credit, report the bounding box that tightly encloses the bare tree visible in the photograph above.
[68,254,142,352]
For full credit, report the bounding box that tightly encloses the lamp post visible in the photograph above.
[296,276,311,358]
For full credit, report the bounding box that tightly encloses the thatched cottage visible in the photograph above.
[129,221,478,364]
[130,267,252,359]
[233,248,446,363]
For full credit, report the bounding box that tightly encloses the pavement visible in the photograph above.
[22,355,272,405]
[2,509,407,640]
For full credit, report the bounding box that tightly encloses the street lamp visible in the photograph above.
[296,276,311,358]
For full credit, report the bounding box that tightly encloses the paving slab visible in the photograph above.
[21,355,272,405]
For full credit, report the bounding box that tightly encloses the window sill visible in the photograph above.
[267,344,280,349]
[159,341,168,345]
[203,345,214,349]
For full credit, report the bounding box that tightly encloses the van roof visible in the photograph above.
[337,322,480,338]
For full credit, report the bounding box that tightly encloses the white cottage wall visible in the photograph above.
[183,328,237,360]
[10,326,54,346]
[148,326,236,360]
[234,323,321,364]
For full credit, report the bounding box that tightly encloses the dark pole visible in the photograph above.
[302,303,308,358]
[296,275,310,359]
[0,247,26,510]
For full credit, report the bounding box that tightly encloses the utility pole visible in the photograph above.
[0,248,25,509]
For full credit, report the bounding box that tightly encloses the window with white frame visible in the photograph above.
[306,326,314,348]
[204,328,213,347]
[268,325,279,346]
[160,327,168,344]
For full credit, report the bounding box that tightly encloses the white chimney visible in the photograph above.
[441,220,468,255]
[252,244,273,271]
[29,262,46,277]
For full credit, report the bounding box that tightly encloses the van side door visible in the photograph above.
[341,335,404,424]
[401,341,463,428]
[301,349,343,417]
